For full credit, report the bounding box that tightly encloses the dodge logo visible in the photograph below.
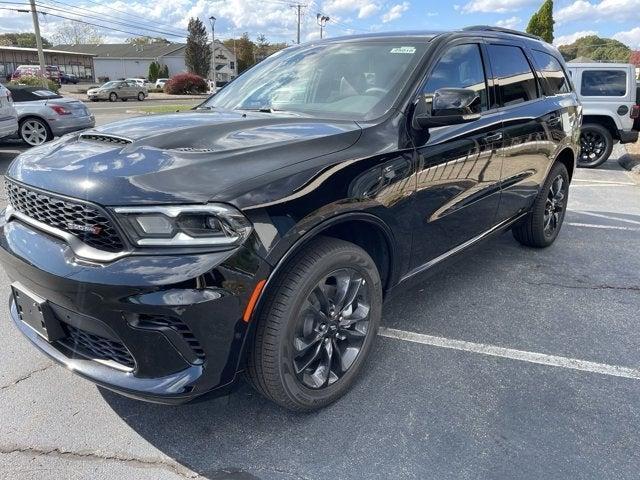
[68,223,102,235]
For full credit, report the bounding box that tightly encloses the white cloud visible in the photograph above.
[461,0,537,13]
[553,30,598,46]
[381,2,410,22]
[555,0,640,24]
[322,0,382,19]
[495,16,521,29]
[613,27,640,48]
[426,11,438,16]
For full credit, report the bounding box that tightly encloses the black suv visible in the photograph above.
[0,27,580,411]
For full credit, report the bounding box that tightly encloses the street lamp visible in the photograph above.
[209,15,217,92]
[316,14,329,39]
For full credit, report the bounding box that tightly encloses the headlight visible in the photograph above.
[113,204,252,248]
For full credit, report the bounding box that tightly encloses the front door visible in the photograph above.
[410,41,503,270]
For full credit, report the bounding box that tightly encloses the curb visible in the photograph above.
[618,153,640,175]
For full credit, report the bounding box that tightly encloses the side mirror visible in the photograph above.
[414,88,481,129]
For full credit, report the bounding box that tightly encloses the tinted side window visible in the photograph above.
[487,45,539,106]
[532,50,571,95]
[581,70,626,96]
[423,44,488,113]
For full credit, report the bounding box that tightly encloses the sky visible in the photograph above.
[0,0,639,49]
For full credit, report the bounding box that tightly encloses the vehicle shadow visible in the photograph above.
[0,141,26,175]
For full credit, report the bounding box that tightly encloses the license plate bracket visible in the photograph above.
[12,284,65,342]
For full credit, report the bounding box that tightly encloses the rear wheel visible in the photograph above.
[578,123,613,168]
[109,92,118,102]
[137,92,145,101]
[246,237,382,411]
[513,162,569,248]
[19,117,52,146]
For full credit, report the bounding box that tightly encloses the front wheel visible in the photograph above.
[109,92,118,102]
[137,92,145,101]
[246,237,382,411]
[578,124,613,168]
[513,162,569,248]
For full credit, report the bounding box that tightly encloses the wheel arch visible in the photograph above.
[254,212,398,320]
[582,114,620,140]
[553,147,575,180]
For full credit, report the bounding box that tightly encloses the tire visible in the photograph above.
[246,236,382,411]
[578,123,613,168]
[137,92,145,101]
[109,92,118,102]
[19,117,53,147]
[512,162,569,248]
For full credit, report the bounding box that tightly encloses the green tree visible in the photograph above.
[184,17,211,78]
[224,33,254,73]
[558,35,631,62]
[148,61,160,82]
[526,0,554,44]
[159,64,169,78]
[0,33,52,48]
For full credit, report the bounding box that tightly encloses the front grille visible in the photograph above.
[137,314,205,360]
[5,180,125,252]
[79,133,132,145]
[59,323,135,370]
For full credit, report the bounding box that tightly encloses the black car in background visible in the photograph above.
[0,27,581,411]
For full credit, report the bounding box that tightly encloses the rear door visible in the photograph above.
[484,42,549,221]
[410,40,504,268]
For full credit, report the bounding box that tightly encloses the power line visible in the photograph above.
[35,2,186,39]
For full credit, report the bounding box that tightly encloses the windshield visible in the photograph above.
[202,40,429,120]
[101,82,119,88]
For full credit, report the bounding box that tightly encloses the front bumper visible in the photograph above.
[87,92,108,100]
[0,217,270,404]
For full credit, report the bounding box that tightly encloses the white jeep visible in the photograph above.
[566,63,640,168]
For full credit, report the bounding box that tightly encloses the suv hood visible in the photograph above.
[7,110,362,205]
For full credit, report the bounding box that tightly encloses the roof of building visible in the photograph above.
[0,45,95,56]
[53,43,187,58]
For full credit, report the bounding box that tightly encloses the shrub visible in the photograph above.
[163,73,207,94]
[148,61,160,82]
[9,76,60,93]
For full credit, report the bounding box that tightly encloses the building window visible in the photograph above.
[230,61,235,70]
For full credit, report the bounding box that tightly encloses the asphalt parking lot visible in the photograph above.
[0,123,639,478]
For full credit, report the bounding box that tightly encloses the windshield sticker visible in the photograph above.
[390,46,416,54]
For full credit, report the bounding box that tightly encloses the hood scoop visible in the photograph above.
[79,133,132,146]
[171,147,216,153]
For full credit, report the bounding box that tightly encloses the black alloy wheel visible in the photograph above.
[512,161,569,248]
[293,268,371,389]
[543,174,566,238]
[578,124,613,168]
[246,236,382,411]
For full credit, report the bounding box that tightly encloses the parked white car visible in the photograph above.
[155,78,169,89]
[0,83,18,140]
[566,63,640,167]
[126,78,153,89]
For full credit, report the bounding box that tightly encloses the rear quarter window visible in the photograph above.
[532,50,571,95]
[581,70,626,96]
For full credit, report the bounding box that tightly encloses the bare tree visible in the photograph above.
[52,21,104,45]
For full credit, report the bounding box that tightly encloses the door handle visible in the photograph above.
[483,132,503,142]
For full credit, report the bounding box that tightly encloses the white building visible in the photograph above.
[55,41,237,83]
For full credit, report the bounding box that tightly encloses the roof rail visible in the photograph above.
[462,25,543,41]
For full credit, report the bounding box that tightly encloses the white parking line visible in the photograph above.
[572,178,636,186]
[570,210,640,225]
[378,327,640,380]
[566,222,640,232]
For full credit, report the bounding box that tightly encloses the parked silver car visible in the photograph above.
[7,86,95,146]
[0,83,18,140]
[87,80,147,102]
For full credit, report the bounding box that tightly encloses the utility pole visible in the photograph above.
[296,4,301,44]
[316,14,329,40]
[29,0,47,86]
[209,16,217,93]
